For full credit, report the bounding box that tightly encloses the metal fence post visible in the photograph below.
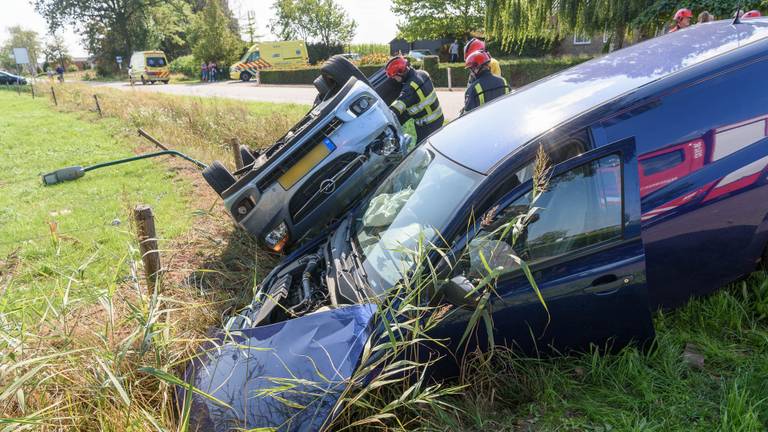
[447,67,452,91]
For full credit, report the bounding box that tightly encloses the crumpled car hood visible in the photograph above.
[183,304,377,431]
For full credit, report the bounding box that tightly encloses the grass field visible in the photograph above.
[1,86,767,431]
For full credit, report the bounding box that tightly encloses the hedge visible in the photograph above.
[258,56,593,89]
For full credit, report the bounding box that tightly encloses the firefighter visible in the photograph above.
[386,55,444,144]
[464,38,501,77]
[669,8,693,32]
[463,50,510,114]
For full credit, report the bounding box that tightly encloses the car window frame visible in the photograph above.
[456,137,639,283]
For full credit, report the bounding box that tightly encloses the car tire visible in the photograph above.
[373,77,403,106]
[202,161,237,196]
[320,55,370,92]
[163,80,169,84]
[240,71,252,82]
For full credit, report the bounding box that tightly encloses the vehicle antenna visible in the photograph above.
[733,2,744,24]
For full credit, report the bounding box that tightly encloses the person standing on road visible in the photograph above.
[386,55,444,144]
[449,40,460,63]
[55,64,64,82]
[463,50,510,114]
[201,62,208,82]
[208,61,216,82]
[669,8,693,33]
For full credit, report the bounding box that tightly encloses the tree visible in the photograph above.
[0,26,42,74]
[269,0,357,46]
[188,0,243,64]
[34,0,166,72]
[486,0,765,51]
[42,34,71,70]
[145,1,195,59]
[391,0,486,40]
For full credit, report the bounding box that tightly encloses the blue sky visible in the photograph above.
[2,0,398,57]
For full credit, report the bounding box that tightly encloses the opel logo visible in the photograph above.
[320,179,336,194]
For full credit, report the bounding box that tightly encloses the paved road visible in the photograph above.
[91,80,467,121]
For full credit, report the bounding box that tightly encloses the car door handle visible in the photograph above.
[583,274,633,295]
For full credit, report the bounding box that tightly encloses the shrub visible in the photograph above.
[67,64,79,72]
[359,53,388,66]
[169,55,199,78]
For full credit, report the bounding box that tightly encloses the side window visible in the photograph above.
[470,154,623,276]
[248,51,260,61]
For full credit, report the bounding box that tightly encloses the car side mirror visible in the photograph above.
[440,276,481,308]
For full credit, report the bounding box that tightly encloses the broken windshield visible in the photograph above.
[353,145,483,292]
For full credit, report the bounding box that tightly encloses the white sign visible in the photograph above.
[12,47,29,65]
[116,56,123,63]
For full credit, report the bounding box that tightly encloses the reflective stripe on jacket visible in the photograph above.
[389,69,444,127]
[464,69,510,113]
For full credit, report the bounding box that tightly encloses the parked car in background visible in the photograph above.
[407,49,433,60]
[230,40,309,81]
[0,71,27,85]
[186,19,768,431]
[203,55,406,252]
[128,50,170,85]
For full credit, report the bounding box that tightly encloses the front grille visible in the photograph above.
[256,117,341,191]
[289,153,364,222]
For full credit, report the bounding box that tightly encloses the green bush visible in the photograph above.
[435,56,592,88]
[258,56,591,89]
[169,55,199,78]
[66,64,79,72]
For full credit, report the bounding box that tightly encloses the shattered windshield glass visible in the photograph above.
[354,145,483,292]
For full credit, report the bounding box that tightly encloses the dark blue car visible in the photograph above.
[185,19,768,430]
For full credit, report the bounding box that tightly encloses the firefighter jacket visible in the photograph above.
[464,68,510,113]
[389,69,444,129]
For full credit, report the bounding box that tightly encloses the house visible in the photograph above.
[557,33,611,56]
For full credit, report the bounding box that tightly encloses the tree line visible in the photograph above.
[1,0,357,75]
[394,0,767,51]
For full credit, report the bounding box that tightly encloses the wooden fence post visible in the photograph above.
[134,205,162,292]
[93,94,102,117]
[231,137,244,170]
[137,128,169,150]
[30,84,35,99]
[51,86,57,106]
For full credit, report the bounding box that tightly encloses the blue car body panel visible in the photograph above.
[184,304,376,432]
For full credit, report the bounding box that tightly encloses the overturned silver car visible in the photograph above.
[202,56,410,251]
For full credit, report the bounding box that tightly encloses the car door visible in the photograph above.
[464,137,655,354]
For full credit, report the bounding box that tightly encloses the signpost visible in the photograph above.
[116,56,123,70]
[12,47,29,94]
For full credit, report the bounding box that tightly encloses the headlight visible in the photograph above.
[264,222,289,252]
[350,95,376,116]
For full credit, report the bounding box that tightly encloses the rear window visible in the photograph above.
[641,150,684,176]
[146,57,166,67]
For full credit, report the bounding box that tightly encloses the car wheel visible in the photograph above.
[240,71,252,82]
[320,55,370,93]
[373,77,404,106]
[163,80,169,84]
[202,161,237,196]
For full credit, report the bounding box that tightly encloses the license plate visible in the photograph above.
[278,138,336,190]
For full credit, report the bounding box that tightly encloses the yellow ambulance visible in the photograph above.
[229,41,309,81]
[128,50,170,85]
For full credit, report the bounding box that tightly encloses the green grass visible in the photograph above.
[0,90,193,314]
[426,273,768,431]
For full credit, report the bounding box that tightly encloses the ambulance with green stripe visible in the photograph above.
[230,41,309,81]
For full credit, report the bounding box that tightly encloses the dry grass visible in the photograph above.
[0,86,297,430]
